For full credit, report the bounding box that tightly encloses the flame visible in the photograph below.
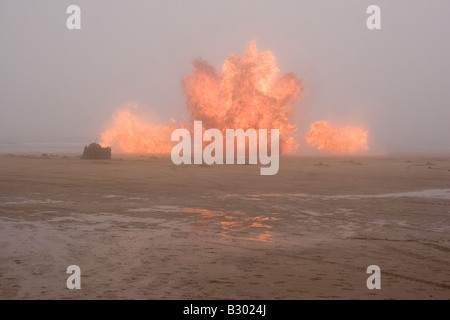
[305,120,369,154]
[101,108,176,153]
[183,41,303,153]
[101,42,303,154]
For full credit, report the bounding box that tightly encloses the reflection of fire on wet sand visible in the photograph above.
[180,207,277,242]
[0,154,449,299]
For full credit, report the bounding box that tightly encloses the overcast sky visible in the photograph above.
[1,0,449,154]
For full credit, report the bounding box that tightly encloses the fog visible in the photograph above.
[1,0,449,154]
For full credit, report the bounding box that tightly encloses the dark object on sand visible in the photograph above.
[81,143,111,160]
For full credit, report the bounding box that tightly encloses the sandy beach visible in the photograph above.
[0,154,449,299]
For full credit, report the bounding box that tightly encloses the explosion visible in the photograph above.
[182,41,302,153]
[101,41,369,156]
[306,120,369,154]
[101,108,176,154]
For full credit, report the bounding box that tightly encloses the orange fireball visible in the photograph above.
[101,108,176,154]
[183,41,303,153]
[306,120,369,154]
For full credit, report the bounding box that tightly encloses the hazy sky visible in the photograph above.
[1,0,449,153]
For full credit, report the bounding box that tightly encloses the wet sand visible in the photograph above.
[0,154,449,299]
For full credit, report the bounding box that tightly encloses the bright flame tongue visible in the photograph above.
[306,120,368,154]
[182,41,303,153]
